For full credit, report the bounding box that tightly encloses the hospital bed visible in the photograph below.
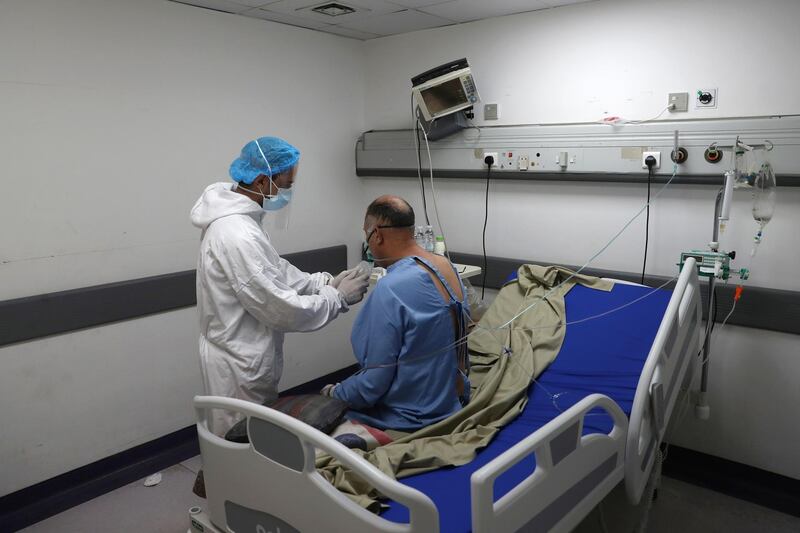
[188,258,702,533]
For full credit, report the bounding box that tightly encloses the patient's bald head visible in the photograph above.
[365,195,415,231]
[364,195,418,266]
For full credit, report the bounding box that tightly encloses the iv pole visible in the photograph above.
[693,136,772,419]
[694,190,722,419]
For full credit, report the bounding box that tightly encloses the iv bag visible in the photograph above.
[752,160,776,226]
[733,148,776,226]
[733,148,758,188]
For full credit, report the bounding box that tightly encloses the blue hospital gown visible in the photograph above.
[333,256,469,431]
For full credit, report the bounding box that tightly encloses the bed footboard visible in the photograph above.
[193,396,438,533]
[625,257,702,504]
[470,393,628,533]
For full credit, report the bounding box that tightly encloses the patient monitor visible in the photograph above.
[412,58,480,141]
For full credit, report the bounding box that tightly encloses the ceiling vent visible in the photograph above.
[310,3,357,17]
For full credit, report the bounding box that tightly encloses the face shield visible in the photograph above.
[264,197,292,231]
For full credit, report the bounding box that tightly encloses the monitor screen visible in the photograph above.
[420,78,467,117]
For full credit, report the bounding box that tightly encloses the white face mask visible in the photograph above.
[262,183,292,211]
[238,180,292,211]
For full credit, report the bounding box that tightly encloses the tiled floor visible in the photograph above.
[647,477,800,533]
[21,458,800,532]
[21,457,204,533]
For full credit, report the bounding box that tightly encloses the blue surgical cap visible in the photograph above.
[229,136,300,184]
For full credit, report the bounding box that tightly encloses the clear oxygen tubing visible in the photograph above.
[355,275,678,372]
[495,162,681,330]
[356,161,681,375]
[418,118,453,265]
[698,247,759,368]
[411,95,430,225]
[699,297,739,368]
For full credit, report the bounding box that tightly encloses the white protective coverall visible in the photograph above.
[190,182,348,433]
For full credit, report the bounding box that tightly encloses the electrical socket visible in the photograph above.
[642,151,661,169]
[518,154,529,170]
[668,92,689,112]
[483,152,498,166]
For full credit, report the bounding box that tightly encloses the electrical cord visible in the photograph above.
[641,159,655,284]
[481,157,493,299]
[598,104,675,126]
[628,105,673,123]
[695,286,720,367]
[711,286,718,333]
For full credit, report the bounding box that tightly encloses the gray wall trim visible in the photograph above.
[0,245,348,348]
[357,168,800,187]
[357,117,800,185]
[450,251,800,336]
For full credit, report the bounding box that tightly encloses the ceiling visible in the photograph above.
[168,0,594,40]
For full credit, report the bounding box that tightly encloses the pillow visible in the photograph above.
[331,420,394,451]
[225,394,349,443]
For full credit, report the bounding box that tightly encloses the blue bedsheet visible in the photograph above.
[381,281,672,532]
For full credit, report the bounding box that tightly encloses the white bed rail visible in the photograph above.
[193,396,438,533]
[470,393,628,533]
[625,257,702,504]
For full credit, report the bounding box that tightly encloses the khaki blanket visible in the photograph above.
[316,264,613,511]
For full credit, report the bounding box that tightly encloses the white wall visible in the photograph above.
[0,0,366,496]
[669,324,800,479]
[360,0,800,478]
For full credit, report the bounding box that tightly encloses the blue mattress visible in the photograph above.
[381,281,672,532]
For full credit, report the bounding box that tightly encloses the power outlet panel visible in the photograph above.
[668,92,689,112]
[642,151,661,169]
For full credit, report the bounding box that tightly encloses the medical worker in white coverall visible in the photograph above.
[191,136,369,433]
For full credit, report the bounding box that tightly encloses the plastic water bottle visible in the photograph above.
[424,225,435,252]
[434,236,446,256]
[415,226,425,248]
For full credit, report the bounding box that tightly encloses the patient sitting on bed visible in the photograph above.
[321,195,470,432]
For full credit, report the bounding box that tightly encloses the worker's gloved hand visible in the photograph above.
[332,262,372,289]
[320,383,339,397]
[331,267,357,289]
[336,270,369,305]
